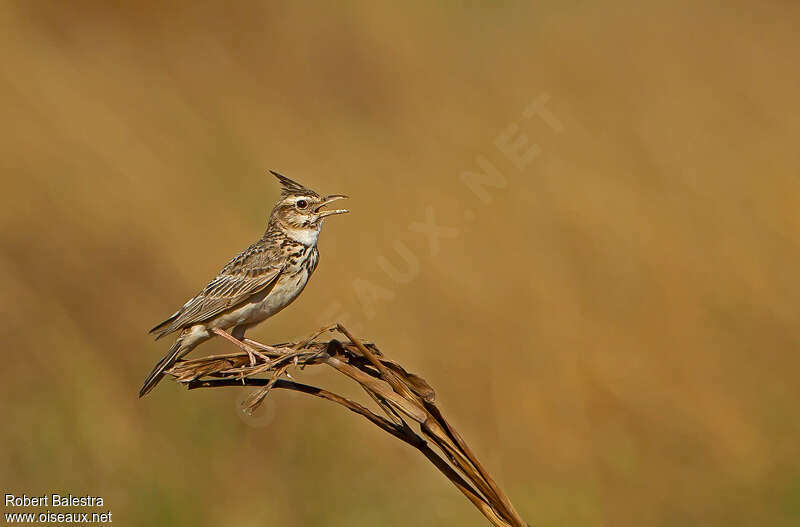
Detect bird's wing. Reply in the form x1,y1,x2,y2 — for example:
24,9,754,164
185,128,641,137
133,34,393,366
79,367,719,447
149,239,285,339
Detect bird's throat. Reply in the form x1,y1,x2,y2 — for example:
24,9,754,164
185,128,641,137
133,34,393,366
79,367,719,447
283,225,321,246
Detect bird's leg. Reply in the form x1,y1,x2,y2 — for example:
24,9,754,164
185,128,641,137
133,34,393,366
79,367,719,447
211,327,270,367
229,326,256,367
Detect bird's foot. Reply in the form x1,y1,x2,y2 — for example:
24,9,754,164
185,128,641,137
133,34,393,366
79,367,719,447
211,328,271,366
245,348,272,367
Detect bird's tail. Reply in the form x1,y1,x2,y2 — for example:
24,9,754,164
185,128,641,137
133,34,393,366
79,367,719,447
139,337,184,398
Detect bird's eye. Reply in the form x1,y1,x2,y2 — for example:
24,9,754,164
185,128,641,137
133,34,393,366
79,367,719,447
296,199,308,209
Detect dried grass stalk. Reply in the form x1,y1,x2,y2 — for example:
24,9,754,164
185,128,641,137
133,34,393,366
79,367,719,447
164,324,528,527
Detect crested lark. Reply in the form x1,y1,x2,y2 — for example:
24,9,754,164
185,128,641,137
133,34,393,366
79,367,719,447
139,171,348,397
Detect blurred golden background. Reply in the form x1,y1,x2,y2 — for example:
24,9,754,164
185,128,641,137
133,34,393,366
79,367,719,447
1,1,798,525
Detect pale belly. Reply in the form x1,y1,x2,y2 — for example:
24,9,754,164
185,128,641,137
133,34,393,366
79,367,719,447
210,267,312,330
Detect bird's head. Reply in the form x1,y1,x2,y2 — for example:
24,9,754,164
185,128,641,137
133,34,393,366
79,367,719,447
268,171,349,238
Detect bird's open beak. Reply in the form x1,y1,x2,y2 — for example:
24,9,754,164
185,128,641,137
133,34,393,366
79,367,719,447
314,194,349,219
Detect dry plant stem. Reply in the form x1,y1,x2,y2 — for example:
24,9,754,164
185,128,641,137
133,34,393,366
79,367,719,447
187,377,510,527
336,325,526,527
336,324,416,400
293,324,338,350
168,325,528,527
426,402,527,527
322,355,427,423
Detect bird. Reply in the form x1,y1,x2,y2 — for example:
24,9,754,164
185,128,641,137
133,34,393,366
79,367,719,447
139,171,349,397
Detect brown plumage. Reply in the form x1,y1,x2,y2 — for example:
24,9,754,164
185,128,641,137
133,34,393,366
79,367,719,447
140,171,348,397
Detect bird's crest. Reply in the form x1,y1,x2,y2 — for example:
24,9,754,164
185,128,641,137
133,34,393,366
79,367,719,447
270,170,320,197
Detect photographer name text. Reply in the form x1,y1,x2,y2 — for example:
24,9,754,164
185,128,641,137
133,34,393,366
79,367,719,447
4,494,111,524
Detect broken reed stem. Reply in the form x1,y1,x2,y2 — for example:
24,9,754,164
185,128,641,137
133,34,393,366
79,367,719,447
166,325,528,527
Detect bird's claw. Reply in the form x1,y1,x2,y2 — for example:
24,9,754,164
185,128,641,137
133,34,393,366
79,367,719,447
245,348,272,368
